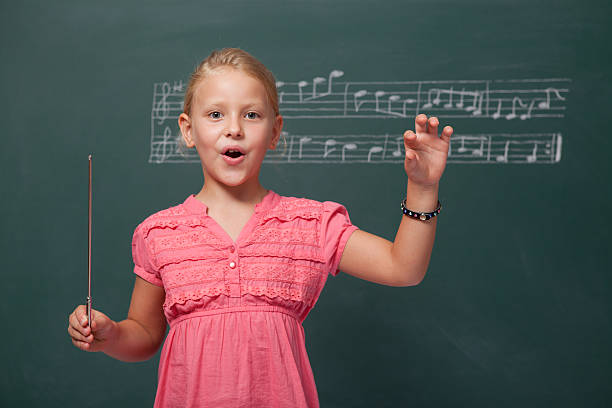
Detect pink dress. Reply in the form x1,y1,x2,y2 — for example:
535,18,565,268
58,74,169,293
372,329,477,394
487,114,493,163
131,190,359,407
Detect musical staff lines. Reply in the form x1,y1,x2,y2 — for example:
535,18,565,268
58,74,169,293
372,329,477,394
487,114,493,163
149,131,562,164
149,72,569,164
277,74,570,119
266,132,562,164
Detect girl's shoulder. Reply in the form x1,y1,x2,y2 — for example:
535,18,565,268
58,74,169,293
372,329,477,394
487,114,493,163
268,194,348,222
133,196,200,239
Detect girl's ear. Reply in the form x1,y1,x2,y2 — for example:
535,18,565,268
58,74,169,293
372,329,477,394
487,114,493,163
269,114,283,149
178,113,195,148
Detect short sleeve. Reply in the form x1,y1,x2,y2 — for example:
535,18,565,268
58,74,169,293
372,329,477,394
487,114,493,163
321,201,359,277
131,224,163,287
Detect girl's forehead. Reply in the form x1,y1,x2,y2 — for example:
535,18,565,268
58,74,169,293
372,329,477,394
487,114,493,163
204,68,261,88
194,69,269,105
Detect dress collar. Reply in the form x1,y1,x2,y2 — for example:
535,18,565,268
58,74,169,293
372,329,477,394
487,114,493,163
183,189,279,215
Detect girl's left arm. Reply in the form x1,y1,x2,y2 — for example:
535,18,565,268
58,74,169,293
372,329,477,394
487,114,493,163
338,114,453,287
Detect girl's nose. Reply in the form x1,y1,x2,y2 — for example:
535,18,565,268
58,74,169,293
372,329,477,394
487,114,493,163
225,114,243,137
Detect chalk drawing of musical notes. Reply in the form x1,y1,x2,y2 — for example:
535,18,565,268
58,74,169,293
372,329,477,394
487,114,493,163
354,90,368,112
150,72,569,164
343,143,357,161
154,82,171,125
276,81,285,103
298,81,308,103
149,128,563,164
539,87,566,109
505,97,527,120
323,139,337,158
368,146,384,162
374,91,385,113
526,144,538,163
271,73,569,119
391,135,404,158
151,127,176,164
303,70,344,101
496,141,510,162
261,133,563,164
299,136,312,159
152,75,570,122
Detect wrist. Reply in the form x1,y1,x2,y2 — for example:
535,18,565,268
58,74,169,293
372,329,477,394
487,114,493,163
407,179,439,192
406,181,439,213
101,319,120,354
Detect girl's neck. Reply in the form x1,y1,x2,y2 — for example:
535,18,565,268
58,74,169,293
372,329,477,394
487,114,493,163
195,182,269,212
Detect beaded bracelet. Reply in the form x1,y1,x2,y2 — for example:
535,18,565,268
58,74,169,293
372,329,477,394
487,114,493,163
401,199,442,221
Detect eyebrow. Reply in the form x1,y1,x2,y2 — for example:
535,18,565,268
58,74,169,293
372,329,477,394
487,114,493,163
204,101,265,109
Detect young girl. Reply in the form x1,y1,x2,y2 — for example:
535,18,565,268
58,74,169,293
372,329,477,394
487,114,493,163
68,47,454,407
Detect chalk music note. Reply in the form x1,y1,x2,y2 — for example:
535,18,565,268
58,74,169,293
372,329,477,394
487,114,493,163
367,146,383,162
539,87,566,109
375,91,385,113
298,81,308,103
276,81,285,103
155,126,174,163
468,92,483,116
455,88,465,109
402,97,416,117
491,99,502,119
321,70,344,98
172,80,184,92
323,139,337,158
443,87,454,108
387,95,401,116
311,77,326,99
392,135,404,157
298,136,312,159
457,136,467,153
526,143,538,163
354,90,368,112
422,88,441,109
342,143,357,161
496,141,510,162
506,97,527,120
464,91,481,114
520,99,536,120
155,82,171,125
473,138,485,157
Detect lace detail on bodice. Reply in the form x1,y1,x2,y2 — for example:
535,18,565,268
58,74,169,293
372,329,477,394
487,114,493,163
138,195,330,316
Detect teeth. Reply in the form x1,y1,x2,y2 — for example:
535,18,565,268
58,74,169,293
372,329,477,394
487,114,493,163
225,149,243,158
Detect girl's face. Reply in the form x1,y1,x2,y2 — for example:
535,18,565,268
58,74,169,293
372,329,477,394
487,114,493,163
179,67,282,189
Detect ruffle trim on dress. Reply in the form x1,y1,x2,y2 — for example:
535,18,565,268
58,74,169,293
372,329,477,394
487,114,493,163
239,244,324,263
261,198,323,222
163,285,314,310
139,215,208,239
164,285,229,309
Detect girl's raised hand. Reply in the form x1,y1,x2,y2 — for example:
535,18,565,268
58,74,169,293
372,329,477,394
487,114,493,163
68,305,116,352
403,114,454,187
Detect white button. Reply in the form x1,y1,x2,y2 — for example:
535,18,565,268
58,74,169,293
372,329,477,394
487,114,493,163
229,261,236,268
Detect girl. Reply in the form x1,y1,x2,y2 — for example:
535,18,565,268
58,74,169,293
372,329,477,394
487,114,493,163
68,47,454,407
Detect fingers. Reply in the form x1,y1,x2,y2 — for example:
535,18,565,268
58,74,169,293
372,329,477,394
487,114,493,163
415,114,439,135
414,114,453,141
403,129,417,149
415,114,428,134
441,125,454,143
68,305,94,351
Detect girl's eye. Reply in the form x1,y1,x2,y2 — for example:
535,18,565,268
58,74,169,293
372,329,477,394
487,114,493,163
209,111,222,119
246,112,259,119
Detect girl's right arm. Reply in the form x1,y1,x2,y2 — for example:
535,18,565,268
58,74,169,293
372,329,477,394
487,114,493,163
68,275,167,362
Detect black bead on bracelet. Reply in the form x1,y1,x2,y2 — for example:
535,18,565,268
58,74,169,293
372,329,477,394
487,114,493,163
401,199,442,221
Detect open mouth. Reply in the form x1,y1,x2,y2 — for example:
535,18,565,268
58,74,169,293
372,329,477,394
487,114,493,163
224,150,244,158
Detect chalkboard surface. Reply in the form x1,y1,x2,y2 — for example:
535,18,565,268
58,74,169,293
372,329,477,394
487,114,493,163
2,0,611,407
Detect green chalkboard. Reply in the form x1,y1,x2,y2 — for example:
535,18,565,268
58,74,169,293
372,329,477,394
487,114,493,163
2,0,611,406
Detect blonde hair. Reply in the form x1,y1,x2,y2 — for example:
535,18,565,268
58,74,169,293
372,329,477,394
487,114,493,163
177,47,285,156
